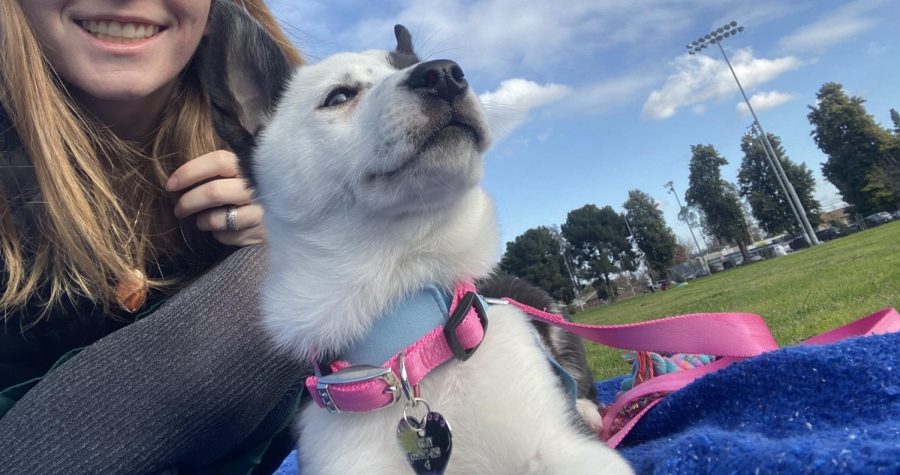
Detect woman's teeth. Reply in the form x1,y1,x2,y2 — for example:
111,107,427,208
80,20,161,43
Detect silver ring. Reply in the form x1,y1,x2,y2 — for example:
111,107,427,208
225,206,239,232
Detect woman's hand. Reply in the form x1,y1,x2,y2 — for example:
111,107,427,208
166,150,265,246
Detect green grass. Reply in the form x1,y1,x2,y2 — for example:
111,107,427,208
574,220,900,380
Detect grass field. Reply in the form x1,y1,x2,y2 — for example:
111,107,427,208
573,220,900,380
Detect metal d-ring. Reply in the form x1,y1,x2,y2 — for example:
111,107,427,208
398,352,415,403
398,353,430,429
401,397,431,431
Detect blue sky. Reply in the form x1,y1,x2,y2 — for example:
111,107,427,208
267,0,900,248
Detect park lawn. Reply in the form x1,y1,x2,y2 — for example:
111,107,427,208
574,220,900,380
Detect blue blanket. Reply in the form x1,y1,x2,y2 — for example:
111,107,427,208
275,332,900,474
600,331,900,474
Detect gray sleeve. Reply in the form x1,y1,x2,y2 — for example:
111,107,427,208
0,244,309,474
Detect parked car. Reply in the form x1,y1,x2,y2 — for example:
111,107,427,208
864,211,893,226
788,236,810,251
772,244,789,257
892,210,900,220
815,226,843,241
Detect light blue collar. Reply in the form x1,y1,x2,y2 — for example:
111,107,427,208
343,284,453,366
340,283,578,402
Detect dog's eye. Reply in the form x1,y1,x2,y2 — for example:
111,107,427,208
322,88,358,108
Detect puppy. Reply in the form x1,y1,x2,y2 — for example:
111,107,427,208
477,274,604,434
200,2,632,473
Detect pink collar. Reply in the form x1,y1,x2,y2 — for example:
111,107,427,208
306,281,488,413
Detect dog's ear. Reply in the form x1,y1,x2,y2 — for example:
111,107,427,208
389,24,419,70
198,0,295,187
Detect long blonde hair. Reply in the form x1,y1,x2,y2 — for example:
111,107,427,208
0,0,302,323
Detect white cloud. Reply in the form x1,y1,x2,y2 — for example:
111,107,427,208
479,79,570,142
778,0,886,53
736,91,795,116
270,0,695,79
641,49,803,120
554,73,661,118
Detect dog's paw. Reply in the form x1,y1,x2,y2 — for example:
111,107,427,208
576,398,604,435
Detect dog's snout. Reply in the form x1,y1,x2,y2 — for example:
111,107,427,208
405,60,468,102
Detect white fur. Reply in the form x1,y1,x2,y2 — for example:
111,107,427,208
252,49,633,474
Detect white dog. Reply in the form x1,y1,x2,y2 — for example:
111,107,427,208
200,2,633,474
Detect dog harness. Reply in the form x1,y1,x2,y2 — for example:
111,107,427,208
306,281,488,413
304,277,900,450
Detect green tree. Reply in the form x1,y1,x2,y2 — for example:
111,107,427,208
808,83,899,214
561,204,637,301
623,190,677,279
673,238,694,265
891,108,900,135
685,144,752,260
677,205,712,246
499,226,575,302
737,133,821,235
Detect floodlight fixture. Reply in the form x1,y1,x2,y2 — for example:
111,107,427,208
681,21,820,246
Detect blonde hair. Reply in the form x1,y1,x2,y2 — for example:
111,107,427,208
0,0,302,322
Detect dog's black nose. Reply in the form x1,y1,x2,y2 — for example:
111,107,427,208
405,60,468,102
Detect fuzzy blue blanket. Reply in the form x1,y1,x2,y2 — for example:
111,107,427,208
599,331,900,474
275,332,900,474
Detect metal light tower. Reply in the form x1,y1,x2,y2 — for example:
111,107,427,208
622,212,649,293
555,231,584,310
687,21,820,246
665,181,711,275
746,123,809,245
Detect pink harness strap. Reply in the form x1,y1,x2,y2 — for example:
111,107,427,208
505,301,900,448
303,277,899,447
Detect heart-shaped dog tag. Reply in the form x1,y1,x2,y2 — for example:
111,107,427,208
396,411,453,475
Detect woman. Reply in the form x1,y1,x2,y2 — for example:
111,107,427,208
0,1,306,472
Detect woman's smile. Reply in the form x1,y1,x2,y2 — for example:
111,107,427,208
77,19,163,44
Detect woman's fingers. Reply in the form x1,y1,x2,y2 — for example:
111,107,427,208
173,178,252,219
195,203,264,233
165,150,242,192
167,149,266,247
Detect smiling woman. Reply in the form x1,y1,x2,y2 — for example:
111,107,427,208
18,1,210,139
0,1,308,473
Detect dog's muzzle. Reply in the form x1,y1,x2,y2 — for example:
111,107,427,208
406,60,468,103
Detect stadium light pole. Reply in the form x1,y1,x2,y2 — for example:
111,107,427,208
687,21,820,246
665,181,711,275
555,231,584,310
745,123,810,245
622,212,649,293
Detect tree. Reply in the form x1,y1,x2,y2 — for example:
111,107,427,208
685,144,752,260
561,204,637,301
891,108,900,135
623,190,677,279
808,83,899,214
499,226,575,302
673,238,694,265
676,205,712,247
737,133,821,235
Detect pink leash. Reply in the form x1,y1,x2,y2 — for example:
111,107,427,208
504,300,900,448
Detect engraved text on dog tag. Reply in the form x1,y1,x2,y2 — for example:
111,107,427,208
396,411,452,475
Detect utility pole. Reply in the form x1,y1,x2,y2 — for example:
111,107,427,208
665,181,711,275
687,21,820,246
746,123,807,243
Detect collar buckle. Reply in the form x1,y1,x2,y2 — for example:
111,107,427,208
443,291,488,361
315,365,401,413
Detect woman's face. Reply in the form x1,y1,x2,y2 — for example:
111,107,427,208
19,0,211,134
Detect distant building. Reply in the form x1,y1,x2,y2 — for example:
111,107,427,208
819,206,851,226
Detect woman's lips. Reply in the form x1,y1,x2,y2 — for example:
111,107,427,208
77,19,163,44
